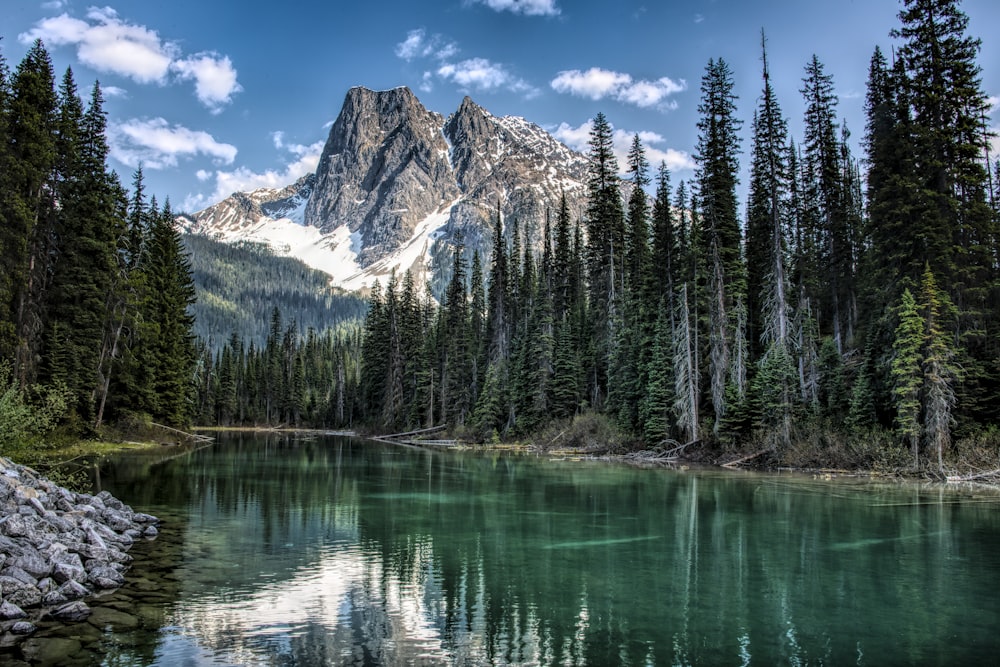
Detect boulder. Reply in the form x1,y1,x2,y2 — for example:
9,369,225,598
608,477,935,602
50,600,91,622
0,600,27,620
10,620,35,635
5,585,41,609
58,579,89,600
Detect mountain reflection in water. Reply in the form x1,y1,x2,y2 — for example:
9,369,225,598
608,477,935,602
28,432,1000,666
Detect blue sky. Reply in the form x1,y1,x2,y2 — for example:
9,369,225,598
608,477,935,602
4,0,999,214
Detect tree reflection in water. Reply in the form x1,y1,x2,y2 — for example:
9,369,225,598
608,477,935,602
77,433,1000,666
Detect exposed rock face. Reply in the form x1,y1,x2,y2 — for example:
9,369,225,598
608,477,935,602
180,174,315,235
305,86,460,267
442,95,589,259
182,86,589,295
0,458,158,635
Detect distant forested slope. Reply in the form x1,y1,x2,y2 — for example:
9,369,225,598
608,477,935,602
183,234,367,347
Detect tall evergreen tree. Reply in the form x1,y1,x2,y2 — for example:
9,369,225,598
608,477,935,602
695,58,743,433
2,40,57,379
584,112,624,409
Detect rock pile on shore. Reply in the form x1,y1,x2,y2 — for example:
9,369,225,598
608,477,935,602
0,457,158,636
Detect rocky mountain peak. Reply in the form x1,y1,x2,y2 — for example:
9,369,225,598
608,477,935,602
303,86,458,267
185,87,591,295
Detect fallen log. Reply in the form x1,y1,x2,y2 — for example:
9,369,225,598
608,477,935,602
377,425,447,440
151,422,213,442
721,448,771,468
946,468,1000,483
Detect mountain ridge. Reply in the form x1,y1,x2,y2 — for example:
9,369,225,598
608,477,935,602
179,86,589,295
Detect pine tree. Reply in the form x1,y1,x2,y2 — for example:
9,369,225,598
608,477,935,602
891,288,924,467
695,58,743,434
584,112,624,409
893,0,997,422
801,54,855,352
746,32,791,361
920,266,957,473
1,40,57,378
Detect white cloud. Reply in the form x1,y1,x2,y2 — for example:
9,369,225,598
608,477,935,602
552,121,593,152
195,169,212,181
396,29,536,98
21,8,177,84
102,85,127,98
437,58,538,97
19,7,240,112
108,118,237,170
553,119,695,174
42,0,68,9
184,138,325,212
987,96,999,114
171,52,242,113
551,67,686,109
551,68,631,100
468,0,560,16
694,13,705,24
395,29,457,62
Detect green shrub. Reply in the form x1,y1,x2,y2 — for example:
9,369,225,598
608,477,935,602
0,362,72,456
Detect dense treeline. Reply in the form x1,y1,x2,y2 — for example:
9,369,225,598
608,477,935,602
0,40,197,435
183,234,368,349
191,309,362,427
354,0,1000,470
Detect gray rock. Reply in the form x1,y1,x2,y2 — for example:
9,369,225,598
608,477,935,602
5,585,41,608
58,579,89,600
0,514,27,537
133,513,158,524
13,548,52,579
41,589,68,606
52,562,87,584
0,600,26,620
143,525,159,538
0,575,27,595
102,509,133,533
10,620,35,634
36,577,55,594
125,528,143,541
1,566,37,587
21,636,82,663
51,600,91,622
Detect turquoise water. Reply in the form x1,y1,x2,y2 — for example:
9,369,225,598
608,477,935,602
14,432,1000,665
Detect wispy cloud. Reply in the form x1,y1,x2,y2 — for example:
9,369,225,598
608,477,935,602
396,29,538,98
550,67,686,110
102,85,128,98
395,29,458,62
109,118,237,170
19,7,241,112
694,13,705,24
184,135,325,212
552,119,696,174
466,0,560,17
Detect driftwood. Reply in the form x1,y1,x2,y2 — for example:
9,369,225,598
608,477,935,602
374,425,457,448
377,425,447,440
661,439,700,458
150,422,213,443
946,468,1000,483
721,448,771,468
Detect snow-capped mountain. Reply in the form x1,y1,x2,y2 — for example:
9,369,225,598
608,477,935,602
180,86,589,294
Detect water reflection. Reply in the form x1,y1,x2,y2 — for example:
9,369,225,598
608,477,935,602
59,434,1000,665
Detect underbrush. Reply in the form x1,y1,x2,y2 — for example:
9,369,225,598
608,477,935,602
531,412,633,453
770,420,912,472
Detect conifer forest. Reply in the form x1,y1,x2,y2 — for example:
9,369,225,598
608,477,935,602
3,0,1000,474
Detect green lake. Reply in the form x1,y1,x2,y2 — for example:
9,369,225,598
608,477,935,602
10,432,1000,665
